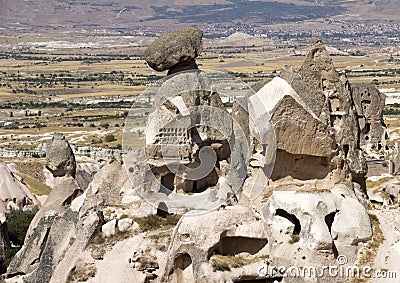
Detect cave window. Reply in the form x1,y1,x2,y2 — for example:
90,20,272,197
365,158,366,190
330,115,341,128
365,123,371,133
170,253,194,283
324,211,338,234
175,253,192,271
343,144,349,158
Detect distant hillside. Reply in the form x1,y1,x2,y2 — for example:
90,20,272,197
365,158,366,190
0,0,398,33
211,32,275,47
150,1,345,24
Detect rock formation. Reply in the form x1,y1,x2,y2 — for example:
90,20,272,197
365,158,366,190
281,39,366,178
249,77,339,185
0,163,38,269
161,205,269,282
0,163,38,210
6,160,130,282
145,27,203,75
351,83,388,152
45,133,76,178
5,32,381,283
263,186,372,251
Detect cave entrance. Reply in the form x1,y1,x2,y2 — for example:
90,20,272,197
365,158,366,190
157,167,219,195
325,211,339,257
192,169,218,193
271,150,330,181
173,253,194,283
208,234,268,258
276,209,301,235
161,173,175,192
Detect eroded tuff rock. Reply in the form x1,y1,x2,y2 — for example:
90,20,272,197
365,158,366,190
263,185,372,252
281,39,367,178
145,27,203,74
246,76,351,198
5,160,130,282
351,83,388,151
0,163,39,209
250,77,337,158
30,176,80,231
6,35,379,283
161,205,269,283
8,210,77,283
280,39,331,122
136,70,248,213
45,133,76,178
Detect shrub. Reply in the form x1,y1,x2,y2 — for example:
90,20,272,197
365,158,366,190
4,122,19,129
210,255,253,271
133,214,181,231
104,134,116,142
0,248,19,273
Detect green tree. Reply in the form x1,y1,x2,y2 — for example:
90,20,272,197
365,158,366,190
1,207,39,272
7,207,38,246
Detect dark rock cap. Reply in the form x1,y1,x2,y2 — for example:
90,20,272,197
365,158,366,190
144,27,203,73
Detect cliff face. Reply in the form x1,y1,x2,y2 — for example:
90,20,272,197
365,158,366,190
4,33,386,283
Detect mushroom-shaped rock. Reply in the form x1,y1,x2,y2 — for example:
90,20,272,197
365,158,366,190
145,27,203,74
46,133,76,177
